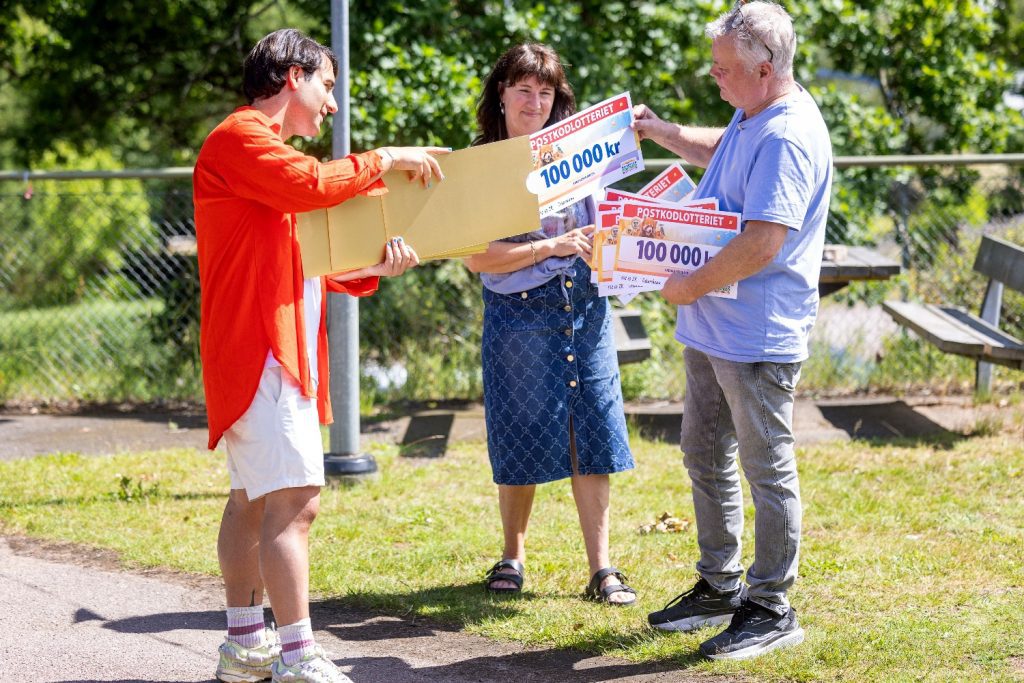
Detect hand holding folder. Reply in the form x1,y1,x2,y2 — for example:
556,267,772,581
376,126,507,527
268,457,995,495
297,136,539,276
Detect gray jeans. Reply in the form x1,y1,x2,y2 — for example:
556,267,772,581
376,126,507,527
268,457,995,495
680,346,802,615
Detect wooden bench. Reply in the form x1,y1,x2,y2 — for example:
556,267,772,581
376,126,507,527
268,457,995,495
882,235,1024,394
612,308,651,365
819,244,902,296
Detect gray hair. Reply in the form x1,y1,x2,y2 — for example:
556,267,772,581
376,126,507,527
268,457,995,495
705,2,795,79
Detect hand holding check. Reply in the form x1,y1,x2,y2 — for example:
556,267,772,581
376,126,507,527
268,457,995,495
630,104,668,143
548,224,595,259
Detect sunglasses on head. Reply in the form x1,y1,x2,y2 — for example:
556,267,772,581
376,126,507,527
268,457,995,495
735,0,774,64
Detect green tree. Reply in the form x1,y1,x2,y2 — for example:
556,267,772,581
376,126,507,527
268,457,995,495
0,1,738,164
4,1,1020,161
0,0,326,166
341,0,729,152
802,0,1021,156
2,1,1022,400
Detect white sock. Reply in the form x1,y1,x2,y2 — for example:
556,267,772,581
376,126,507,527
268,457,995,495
279,617,315,666
226,605,266,648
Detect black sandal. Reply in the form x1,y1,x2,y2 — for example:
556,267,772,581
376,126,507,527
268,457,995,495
585,567,637,606
485,559,525,593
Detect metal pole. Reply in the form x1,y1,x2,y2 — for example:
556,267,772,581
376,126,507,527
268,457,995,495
325,0,376,476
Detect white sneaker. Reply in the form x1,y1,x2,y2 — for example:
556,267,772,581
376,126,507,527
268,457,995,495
215,630,282,682
271,645,352,683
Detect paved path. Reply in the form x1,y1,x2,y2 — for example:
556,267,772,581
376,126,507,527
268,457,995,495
0,409,210,461
0,537,695,682
0,395,979,462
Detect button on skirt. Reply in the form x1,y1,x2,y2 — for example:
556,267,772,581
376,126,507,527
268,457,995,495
481,264,634,485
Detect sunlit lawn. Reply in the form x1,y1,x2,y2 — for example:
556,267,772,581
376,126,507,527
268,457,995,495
2,426,1023,681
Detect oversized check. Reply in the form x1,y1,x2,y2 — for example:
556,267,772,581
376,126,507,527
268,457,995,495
639,163,697,204
612,201,742,299
594,192,718,296
526,92,644,217
595,197,663,288
593,201,626,289
606,187,717,211
594,206,644,302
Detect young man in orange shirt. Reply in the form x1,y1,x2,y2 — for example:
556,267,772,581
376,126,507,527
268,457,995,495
193,28,447,683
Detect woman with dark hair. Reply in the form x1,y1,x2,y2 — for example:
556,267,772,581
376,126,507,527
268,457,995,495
464,43,637,606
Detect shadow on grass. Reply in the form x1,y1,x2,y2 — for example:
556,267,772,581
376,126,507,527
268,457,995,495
314,584,704,681
76,584,704,682
323,582,529,631
335,648,692,683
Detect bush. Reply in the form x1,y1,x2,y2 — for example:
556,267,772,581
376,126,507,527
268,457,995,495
0,144,154,309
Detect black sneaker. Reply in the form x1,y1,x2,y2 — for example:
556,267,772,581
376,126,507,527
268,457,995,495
647,577,744,632
699,599,805,660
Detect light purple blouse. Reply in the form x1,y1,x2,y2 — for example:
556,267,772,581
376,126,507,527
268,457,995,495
480,195,595,294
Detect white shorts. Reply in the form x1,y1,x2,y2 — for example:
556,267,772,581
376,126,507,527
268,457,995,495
223,366,325,500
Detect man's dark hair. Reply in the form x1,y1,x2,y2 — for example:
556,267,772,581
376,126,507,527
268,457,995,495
243,29,338,103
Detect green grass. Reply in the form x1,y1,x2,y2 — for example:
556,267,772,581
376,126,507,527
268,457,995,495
2,430,1023,681
0,298,202,402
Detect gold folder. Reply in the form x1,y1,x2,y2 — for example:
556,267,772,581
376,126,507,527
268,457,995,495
297,136,536,276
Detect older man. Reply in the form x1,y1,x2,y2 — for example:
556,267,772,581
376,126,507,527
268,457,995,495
634,1,832,661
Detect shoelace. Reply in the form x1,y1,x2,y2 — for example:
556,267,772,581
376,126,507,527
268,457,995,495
306,657,347,682
723,601,778,633
302,647,344,679
725,602,755,630
661,577,709,609
659,573,716,610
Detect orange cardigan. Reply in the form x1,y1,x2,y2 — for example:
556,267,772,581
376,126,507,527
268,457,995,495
193,106,385,449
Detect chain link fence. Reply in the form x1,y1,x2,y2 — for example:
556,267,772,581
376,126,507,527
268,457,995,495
808,160,1024,396
0,173,200,404
0,159,1021,407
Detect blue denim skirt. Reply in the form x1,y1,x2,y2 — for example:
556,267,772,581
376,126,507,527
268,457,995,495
481,263,634,485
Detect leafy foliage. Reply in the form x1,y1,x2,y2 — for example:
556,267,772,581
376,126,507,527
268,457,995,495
0,144,152,308
342,0,731,152
1,0,1022,402
4,1,1019,164
803,0,1022,155
0,0,331,166
801,1,1024,278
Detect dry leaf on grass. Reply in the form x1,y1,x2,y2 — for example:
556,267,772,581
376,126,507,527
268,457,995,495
638,511,690,534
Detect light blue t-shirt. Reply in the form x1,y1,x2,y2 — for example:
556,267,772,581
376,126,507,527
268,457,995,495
677,85,832,363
